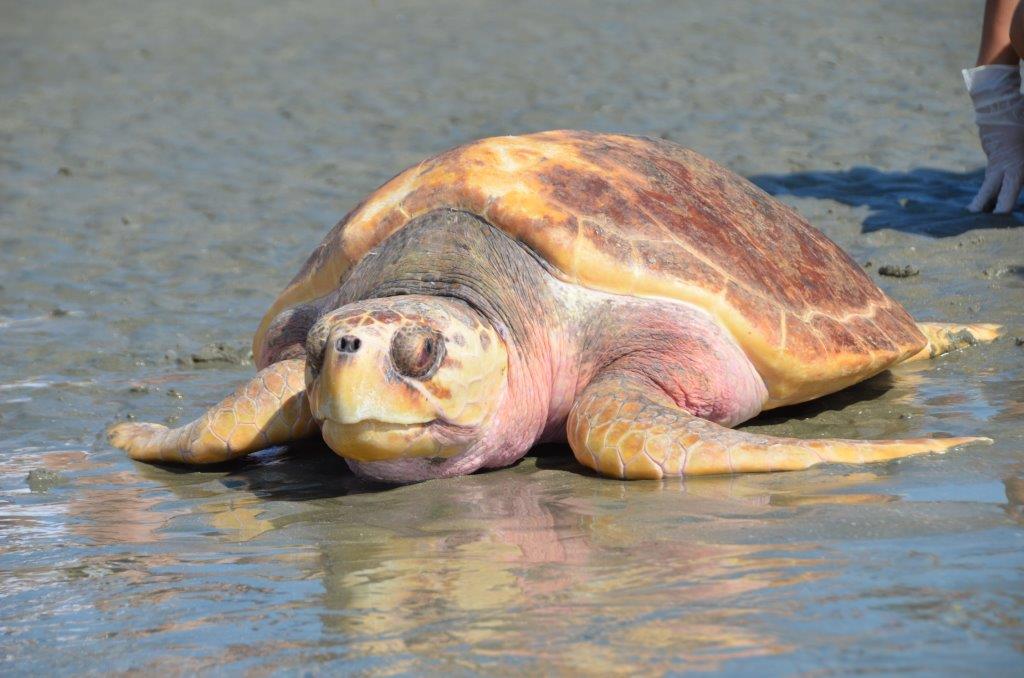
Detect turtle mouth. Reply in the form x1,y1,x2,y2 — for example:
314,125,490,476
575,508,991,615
320,418,469,462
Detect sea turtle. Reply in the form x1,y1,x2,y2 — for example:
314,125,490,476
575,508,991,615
108,131,999,483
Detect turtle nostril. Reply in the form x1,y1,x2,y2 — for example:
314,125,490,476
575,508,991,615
336,335,361,354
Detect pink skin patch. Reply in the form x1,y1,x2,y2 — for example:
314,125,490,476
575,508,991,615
346,274,768,484
544,280,768,435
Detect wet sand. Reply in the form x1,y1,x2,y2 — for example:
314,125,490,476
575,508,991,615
2,0,1023,673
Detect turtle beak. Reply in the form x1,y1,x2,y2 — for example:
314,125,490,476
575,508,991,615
307,326,434,427
307,325,450,463
300,297,508,468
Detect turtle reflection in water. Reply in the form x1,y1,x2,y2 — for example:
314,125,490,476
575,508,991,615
109,131,998,483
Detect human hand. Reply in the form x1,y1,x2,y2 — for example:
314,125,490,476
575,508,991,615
963,64,1024,213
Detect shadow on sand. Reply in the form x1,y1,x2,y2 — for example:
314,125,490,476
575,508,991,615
749,166,1023,237
139,371,905,496
137,438,396,501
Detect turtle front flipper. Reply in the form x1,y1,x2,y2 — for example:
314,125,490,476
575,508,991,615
108,359,317,464
903,322,1002,362
566,369,990,480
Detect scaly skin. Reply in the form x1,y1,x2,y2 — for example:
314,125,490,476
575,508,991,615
108,210,1001,481
905,322,1002,362
568,369,990,480
564,314,998,480
106,133,1007,481
108,359,316,463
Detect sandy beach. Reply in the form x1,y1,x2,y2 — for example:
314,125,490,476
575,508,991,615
1,0,1022,673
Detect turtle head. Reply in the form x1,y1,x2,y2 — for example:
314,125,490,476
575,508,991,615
304,296,509,481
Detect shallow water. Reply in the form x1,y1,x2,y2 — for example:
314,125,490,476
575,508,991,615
2,0,1023,674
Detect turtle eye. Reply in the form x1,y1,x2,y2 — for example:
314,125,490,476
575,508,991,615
391,327,445,380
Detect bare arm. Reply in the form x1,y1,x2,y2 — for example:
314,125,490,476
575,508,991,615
979,0,1021,66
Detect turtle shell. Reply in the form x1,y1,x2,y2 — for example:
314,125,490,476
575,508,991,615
257,130,925,407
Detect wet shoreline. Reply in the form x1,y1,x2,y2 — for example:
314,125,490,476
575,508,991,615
2,0,1023,673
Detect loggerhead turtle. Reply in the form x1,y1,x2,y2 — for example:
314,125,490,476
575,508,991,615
109,131,999,483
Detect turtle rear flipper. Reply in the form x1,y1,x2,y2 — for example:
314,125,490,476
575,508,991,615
567,369,990,480
109,359,316,464
903,322,1002,362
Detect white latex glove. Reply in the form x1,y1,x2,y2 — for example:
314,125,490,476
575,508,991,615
963,64,1024,213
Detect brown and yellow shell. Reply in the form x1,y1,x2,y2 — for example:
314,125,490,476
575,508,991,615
256,130,925,408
